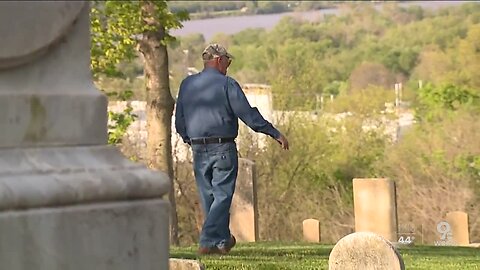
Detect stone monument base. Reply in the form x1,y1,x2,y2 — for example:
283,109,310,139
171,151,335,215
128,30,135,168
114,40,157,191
0,146,171,270
0,2,171,269
0,200,169,270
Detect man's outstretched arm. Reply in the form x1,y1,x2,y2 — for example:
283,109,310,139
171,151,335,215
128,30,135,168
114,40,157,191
226,78,289,150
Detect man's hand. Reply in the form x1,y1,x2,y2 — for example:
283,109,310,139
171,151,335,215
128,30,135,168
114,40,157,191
276,133,289,150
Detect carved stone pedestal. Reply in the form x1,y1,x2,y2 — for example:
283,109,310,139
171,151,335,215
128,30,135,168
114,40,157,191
0,2,170,270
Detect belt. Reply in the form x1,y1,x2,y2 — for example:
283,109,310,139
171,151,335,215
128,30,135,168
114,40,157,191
190,137,235,145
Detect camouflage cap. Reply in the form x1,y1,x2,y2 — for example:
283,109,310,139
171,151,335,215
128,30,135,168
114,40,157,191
202,43,234,61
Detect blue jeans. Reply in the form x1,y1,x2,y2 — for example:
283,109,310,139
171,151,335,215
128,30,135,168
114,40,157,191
191,142,238,248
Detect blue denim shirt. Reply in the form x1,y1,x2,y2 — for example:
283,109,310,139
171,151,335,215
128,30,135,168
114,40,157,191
175,67,280,143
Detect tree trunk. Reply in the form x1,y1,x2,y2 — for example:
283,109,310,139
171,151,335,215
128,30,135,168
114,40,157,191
139,1,179,246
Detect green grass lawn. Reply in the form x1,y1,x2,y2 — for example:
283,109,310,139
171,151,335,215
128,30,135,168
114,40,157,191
170,242,480,270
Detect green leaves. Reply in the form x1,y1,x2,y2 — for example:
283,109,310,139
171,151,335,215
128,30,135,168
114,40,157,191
91,1,189,145
90,1,142,77
455,154,480,181
90,0,188,78
416,83,480,122
107,104,138,145
106,90,137,145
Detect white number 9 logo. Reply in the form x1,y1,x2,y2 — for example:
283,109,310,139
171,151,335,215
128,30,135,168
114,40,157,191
437,221,451,240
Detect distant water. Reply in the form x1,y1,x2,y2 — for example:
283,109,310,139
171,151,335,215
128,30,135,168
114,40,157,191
171,1,475,41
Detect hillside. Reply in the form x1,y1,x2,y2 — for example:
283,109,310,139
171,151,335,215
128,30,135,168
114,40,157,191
101,2,480,246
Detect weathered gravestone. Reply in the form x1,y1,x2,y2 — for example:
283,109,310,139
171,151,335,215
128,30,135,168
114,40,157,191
329,232,405,270
446,211,470,246
230,158,258,242
303,218,321,243
0,2,170,270
353,178,398,242
170,258,205,270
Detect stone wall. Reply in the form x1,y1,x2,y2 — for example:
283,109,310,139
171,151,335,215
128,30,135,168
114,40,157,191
108,84,275,161
109,108,412,162
107,85,414,160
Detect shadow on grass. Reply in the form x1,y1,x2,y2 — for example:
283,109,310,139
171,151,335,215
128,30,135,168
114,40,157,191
171,243,333,260
171,243,480,270
171,244,480,258
400,245,480,257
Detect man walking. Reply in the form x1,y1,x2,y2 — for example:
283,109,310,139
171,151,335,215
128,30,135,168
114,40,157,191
175,43,289,255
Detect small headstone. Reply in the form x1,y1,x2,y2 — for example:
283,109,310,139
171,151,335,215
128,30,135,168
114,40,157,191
303,219,321,243
230,158,258,242
446,211,470,246
329,232,405,270
170,258,205,270
353,178,398,242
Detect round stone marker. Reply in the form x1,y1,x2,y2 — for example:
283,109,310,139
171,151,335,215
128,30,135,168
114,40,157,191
0,1,85,68
329,232,405,270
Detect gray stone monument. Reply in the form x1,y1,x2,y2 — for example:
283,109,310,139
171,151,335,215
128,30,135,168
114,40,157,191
0,2,170,270
329,232,405,270
230,158,258,242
